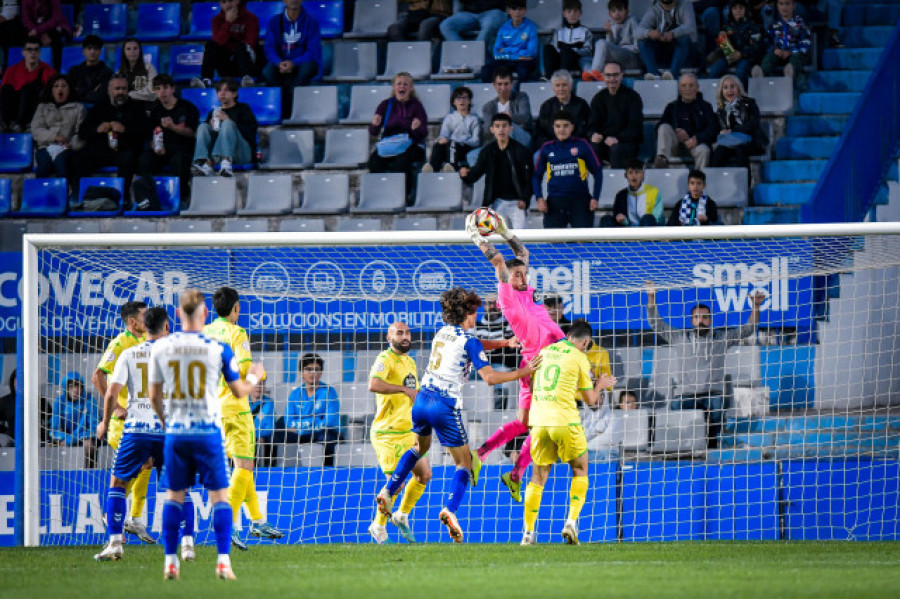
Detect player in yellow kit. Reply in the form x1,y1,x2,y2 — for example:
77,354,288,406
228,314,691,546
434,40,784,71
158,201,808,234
203,287,283,550
521,319,616,546
367,322,431,544
92,300,154,543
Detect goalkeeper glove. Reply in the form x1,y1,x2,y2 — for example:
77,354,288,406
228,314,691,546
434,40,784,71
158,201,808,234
465,213,489,247
493,212,513,240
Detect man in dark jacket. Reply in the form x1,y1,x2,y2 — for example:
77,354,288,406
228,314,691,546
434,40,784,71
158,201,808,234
460,113,533,229
67,35,112,105
587,60,643,168
653,73,718,170
533,69,590,150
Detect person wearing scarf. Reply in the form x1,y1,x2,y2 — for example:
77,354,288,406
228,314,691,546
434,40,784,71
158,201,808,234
667,169,719,225
30,73,85,178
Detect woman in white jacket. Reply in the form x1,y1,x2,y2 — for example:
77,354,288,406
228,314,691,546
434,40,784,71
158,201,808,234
30,73,85,178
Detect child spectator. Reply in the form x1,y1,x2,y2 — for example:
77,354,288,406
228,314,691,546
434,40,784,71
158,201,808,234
753,0,811,89
667,168,719,225
49,372,98,449
712,74,768,167
636,0,697,80
543,0,594,78
118,38,158,103
192,77,258,177
67,35,112,106
583,0,642,81
262,0,322,118
424,86,481,173
618,390,639,410
283,353,343,467
0,36,55,132
707,0,764,87
480,0,539,83
30,73,85,178
601,159,662,226
197,0,260,88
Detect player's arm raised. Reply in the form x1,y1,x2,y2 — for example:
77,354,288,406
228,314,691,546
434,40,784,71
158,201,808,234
369,376,416,401
478,354,541,386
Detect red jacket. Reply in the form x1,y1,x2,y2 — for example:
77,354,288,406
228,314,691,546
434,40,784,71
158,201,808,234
21,0,72,36
1,60,56,91
211,7,260,50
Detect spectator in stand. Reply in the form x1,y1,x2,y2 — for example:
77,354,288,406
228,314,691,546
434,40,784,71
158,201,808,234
69,73,148,200
387,0,451,41
711,74,767,167
707,0,764,87
439,0,507,45
22,0,71,71
600,158,663,226
368,72,428,204
583,0,642,82
192,77,258,177
139,74,199,203
423,86,481,173
587,60,643,168
196,0,260,88
0,36,55,132
543,0,594,79
753,0,811,91
0,1,26,72
480,66,533,147
250,380,277,468
543,295,572,330
533,69,590,150
636,0,697,80
618,389,639,410
667,168,719,225
118,38,158,103
480,0,538,84
283,353,343,468
49,371,99,453
262,0,322,119
67,35,112,106
653,73,718,169
460,113,533,229
0,369,15,447
30,73,85,178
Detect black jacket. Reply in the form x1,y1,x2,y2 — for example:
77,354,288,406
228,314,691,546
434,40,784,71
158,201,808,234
79,96,150,153
203,102,258,158
657,92,720,145
461,138,534,208
588,86,644,144
715,95,767,153
68,61,113,106
534,94,591,149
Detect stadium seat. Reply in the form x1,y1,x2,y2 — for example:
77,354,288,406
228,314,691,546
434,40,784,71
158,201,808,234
0,179,10,216
336,217,381,231
749,76,794,116
340,84,391,124
136,3,182,41
283,85,339,125
240,174,294,215
295,172,351,214
334,443,379,467
183,2,220,40
242,87,281,126
699,78,719,103
13,179,67,217
614,409,652,451
433,41,485,80
462,382,494,415
279,219,327,232
633,79,678,118
179,88,218,119
345,0,398,38
645,168,689,208
80,4,127,42
408,173,462,212
247,1,282,37
652,409,707,453
314,128,370,169
469,83,498,114
169,45,205,81
0,449,14,471
303,0,344,38
72,177,125,217
0,134,33,173
184,177,238,215
519,81,554,117
416,84,453,123
114,45,160,73
596,168,624,211
322,41,378,83
108,220,158,234
60,46,99,74
262,129,315,170
281,443,327,467
223,218,269,232
352,173,406,213
39,446,85,470
123,177,180,216
704,167,749,208
527,0,563,34
576,80,606,104
393,216,437,230
377,41,433,81
168,220,213,233
580,0,610,29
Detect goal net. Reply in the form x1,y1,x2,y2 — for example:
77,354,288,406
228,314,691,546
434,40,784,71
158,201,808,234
18,224,900,547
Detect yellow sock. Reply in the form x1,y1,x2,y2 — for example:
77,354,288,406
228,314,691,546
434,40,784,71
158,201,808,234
398,479,427,514
124,478,136,499
129,468,152,520
523,483,544,533
568,476,589,522
244,477,263,522
374,494,396,527
229,468,253,524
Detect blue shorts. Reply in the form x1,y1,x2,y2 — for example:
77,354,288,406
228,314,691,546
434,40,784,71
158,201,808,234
112,433,164,482
412,389,469,448
162,433,230,492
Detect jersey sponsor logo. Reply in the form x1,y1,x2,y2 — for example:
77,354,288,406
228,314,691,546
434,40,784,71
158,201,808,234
692,257,790,312
403,374,416,388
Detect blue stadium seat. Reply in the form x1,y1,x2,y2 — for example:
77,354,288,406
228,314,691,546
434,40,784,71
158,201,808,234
242,87,282,125
247,1,283,37
13,179,68,217
169,45,205,81
136,3,182,41
0,179,10,216
6,47,52,67
80,4,128,42
183,2,221,40
61,3,74,29
124,177,180,216
0,134,33,173
114,45,160,74
72,177,125,217
180,88,218,119
304,1,344,38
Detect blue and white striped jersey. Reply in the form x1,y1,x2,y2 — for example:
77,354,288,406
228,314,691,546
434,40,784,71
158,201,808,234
420,325,490,409
109,340,164,435
148,332,240,435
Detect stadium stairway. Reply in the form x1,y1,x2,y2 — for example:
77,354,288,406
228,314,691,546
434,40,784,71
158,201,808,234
744,0,899,224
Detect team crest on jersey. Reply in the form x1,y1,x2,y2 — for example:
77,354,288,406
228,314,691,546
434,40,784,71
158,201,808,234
570,147,579,156
241,340,250,352
403,374,417,388
102,351,116,364
374,361,386,373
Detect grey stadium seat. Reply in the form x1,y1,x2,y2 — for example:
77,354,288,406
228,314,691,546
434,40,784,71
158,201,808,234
703,167,749,208
283,85,339,125
296,172,351,214
168,220,213,233
279,219,326,232
340,85,391,124
527,0,562,34
184,177,237,216
52,220,102,234
0,449,14,471
433,40,486,80
323,41,378,82
377,41,432,81
408,172,463,212
699,78,719,103
645,168,689,209
416,84,453,123
633,79,678,118
352,173,406,213
652,409,707,453
108,220,158,234
470,83,498,116
240,174,294,215
336,216,382,231
223,219,269,233
748,76,793,116
345,0,398,38
580,0,610,29
597,168,624,211
315,128,370,169
261,129,314,170
335,443,380,467
393,216,437,230
281,443,326,467
519,81,554,118
39,446,84,470
461,381,495,416
576,80,606,104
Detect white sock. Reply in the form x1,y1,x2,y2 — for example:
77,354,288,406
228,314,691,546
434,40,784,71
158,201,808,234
181,535,194,546
110,534,122,543
252,519,263,525
217,554,231,567
165,555,179,568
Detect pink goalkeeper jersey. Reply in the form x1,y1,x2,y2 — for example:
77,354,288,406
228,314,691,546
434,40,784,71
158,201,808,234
497,283,565,361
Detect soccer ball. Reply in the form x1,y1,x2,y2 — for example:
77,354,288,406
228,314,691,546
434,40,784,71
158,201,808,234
472,207,499,236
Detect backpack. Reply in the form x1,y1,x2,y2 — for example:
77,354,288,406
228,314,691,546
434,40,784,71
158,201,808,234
131,176,161,212
79,185,121,212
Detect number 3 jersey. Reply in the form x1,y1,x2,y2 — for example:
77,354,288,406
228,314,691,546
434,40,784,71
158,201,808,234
149,331,240,435
420,325,490,409
109,340,165,435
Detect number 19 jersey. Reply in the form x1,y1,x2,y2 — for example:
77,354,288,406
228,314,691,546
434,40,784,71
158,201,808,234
530,340,593,427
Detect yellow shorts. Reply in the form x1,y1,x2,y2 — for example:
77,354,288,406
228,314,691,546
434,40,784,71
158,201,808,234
371,431,417,474
529,425,588,466
107,417,124,450
221,412,256,460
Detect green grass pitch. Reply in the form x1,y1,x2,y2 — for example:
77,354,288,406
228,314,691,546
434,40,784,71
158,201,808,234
1,542,899,598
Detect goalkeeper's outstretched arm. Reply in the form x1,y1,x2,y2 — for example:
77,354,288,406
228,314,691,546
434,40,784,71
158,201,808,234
466,212,530,284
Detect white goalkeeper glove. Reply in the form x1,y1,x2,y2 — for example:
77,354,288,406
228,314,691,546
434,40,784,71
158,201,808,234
493,212,513,240
465,212,489,247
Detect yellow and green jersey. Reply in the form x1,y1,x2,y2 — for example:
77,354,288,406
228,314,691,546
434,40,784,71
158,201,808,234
369,348,418,434
530,340,593,427
96,330,144,409
202,317,254,417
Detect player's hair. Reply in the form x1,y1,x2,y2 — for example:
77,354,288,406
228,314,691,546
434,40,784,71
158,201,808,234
451,86,472,104
23,36,42,50
608,0,628,11
563,0,582,11
300,353,324,371
441,287,482,326
688,169,707,183
120,300,147,323
143,307,169,335
179,289,206,318
212,287,240,317
152,73,174,88
567,318,593,340
692,303,712,315
619,389,638,406
491,112,513,125
507,0,526,9
544,294,563,308
505,257,526,270
603,59,624,73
